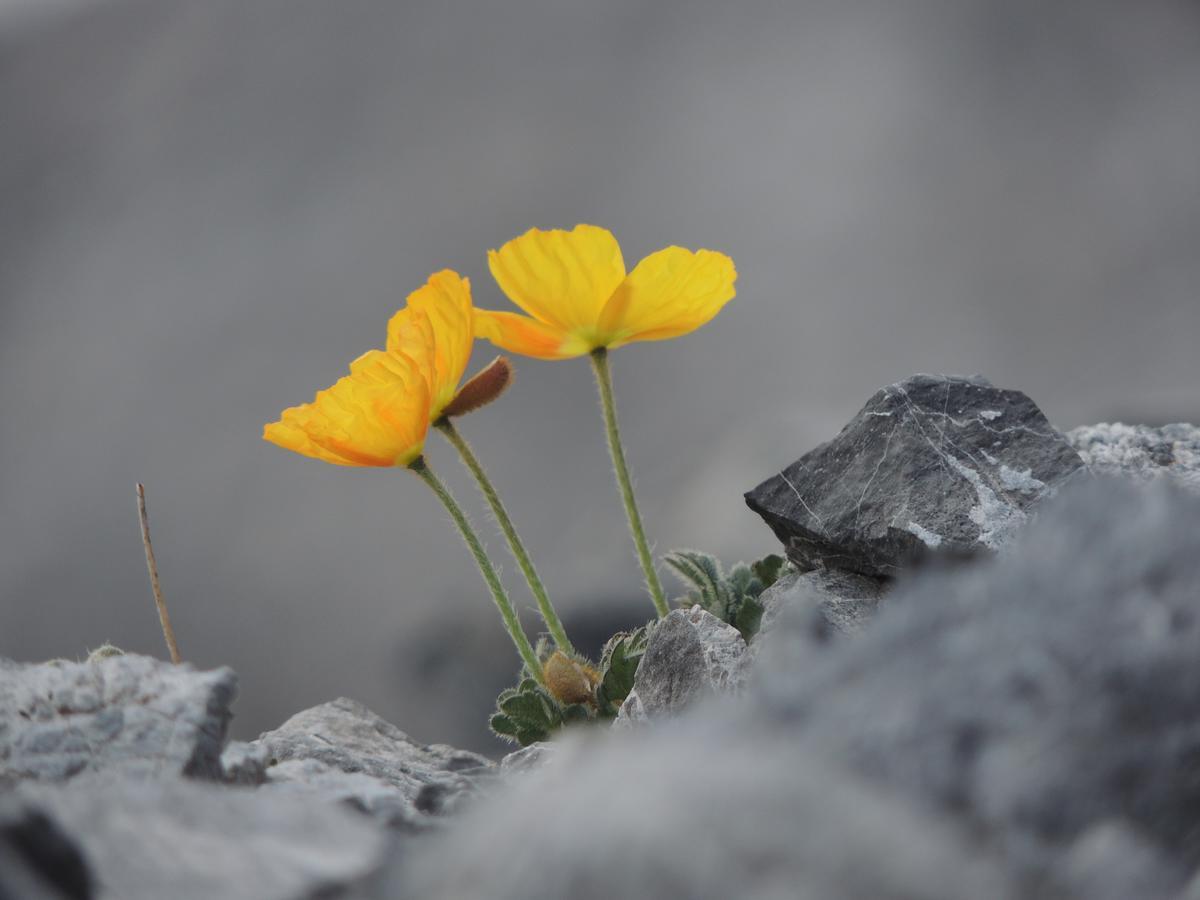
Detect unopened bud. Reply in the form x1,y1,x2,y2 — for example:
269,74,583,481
442,356,513,418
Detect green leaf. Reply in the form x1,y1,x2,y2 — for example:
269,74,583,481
490,713,518,737
561,703,591,724
596,622,653,716
750,554,786,592
735,596,765,641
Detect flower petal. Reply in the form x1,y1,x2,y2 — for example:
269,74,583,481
597,247,736,348
487,225,625,331
389,270,473,417
473,309,591,360
263,348,431,467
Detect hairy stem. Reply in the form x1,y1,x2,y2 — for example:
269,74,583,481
436,419,575,654
409,457,543,680
589,349,669,617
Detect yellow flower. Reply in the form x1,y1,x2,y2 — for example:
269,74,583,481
474,224,737,359
263,270,475,467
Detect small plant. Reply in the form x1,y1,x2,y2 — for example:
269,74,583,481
490,623,653,746
262,225,739,742
664,551,787,641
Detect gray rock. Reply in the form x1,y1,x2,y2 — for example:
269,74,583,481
0,654,236,785
220,740,270,786
1067,422,1200,492
387,729,1022,900
1054,821,1187,900
753,478,1200,879
745,374,1085,576
499,742,554,775
756,567,888,644
615,607,747,725
14,776,388,900
248,697,493,830
0,798,92,900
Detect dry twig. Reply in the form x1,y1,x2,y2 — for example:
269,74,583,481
137,483,181,664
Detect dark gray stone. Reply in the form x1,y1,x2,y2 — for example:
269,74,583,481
753,478,1200,880
14,777,388,900
1068,422,1199,492
615,607,747,725
247,697,493,830
1053,821,1187,900
745,374,1086,576
0,655,236,785
0,798,92,900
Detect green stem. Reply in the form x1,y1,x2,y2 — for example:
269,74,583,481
589,348,669,617
435,419,575,654
409,457,543,681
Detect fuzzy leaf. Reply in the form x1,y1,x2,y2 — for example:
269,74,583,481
490,713,518,737
596,623,652,716
735,596,765,641
751,554,786,592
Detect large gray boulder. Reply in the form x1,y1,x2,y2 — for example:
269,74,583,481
13,777,388,900
753,478,1200,887
0,654,236,785
244,697,494,830
1068,422,1199,492
745,374,1086,575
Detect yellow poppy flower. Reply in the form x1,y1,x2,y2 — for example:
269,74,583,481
474,224,737,359
387,270,474,419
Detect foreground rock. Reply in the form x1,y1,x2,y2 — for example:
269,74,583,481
755,478,1200,891
745,374,1085,576
755,567,887,644
387,479,1200,899
243,697,494,830
13,777,388,900
0,654,236,785
0,798,91,900
615,607,747,725
1068,422,1200,492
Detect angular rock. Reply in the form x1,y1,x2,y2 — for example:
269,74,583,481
0,654,236,785
499,742,554,776
14,777,388,900
248,697,493,830
1068,422,1200,492
745,374,1085,576
616,607,747,725
754,479,1200,877
0,798,92,900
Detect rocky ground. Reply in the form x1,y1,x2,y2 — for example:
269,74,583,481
3,374,1200,900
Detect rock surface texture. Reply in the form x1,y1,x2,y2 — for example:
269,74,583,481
246,697,493,829
615,607,747,725
0,655,236,785
1068,422,1200,492
745,374,1085,575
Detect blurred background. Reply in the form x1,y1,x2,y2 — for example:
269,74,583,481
1,0,1198,754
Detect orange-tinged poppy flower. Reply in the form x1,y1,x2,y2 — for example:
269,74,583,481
474,224,737,359
387,270,474,419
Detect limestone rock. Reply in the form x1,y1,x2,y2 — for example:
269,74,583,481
1067,422,1199,492
0,797,92,900
0,654,236,785
247,697,493,830
616,607,747,725
745,374,1085,575
756,567,888,644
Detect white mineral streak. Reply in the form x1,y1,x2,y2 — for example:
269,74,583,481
998,465,1045,493
946,455,1027,550
905,521,943,548
979,410,1003,421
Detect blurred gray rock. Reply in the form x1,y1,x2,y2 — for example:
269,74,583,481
387,729,1022,900
745,374,1085,575
754,478,1200,882
1068,422,1200,492
1054,821,1187,900
0,654,236,785
219,740,270,785
14,777,388,900
0,798,92,900
756,567,888,645
615,607,747,725
499,742,554,775
247,697,493,830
